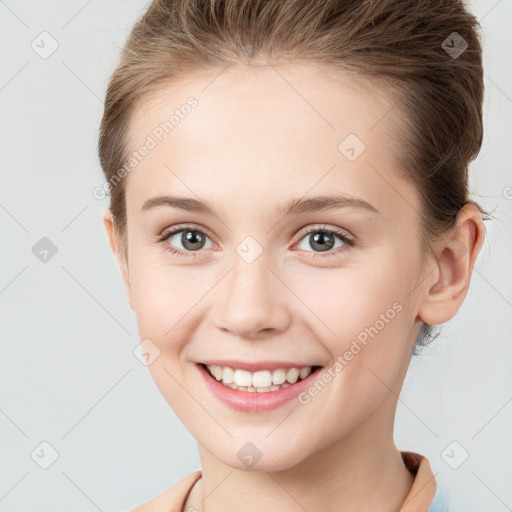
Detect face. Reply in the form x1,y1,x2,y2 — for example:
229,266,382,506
108,62,432,472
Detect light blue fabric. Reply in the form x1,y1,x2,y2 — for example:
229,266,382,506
427,486,450,512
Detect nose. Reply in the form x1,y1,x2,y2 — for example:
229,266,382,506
212,252,291,339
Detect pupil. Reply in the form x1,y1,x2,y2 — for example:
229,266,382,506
183,230,204,250
311,232,333,252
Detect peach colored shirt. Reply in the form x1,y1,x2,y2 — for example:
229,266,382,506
131,451,448,512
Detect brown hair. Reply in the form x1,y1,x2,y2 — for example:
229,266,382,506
98,0,488,354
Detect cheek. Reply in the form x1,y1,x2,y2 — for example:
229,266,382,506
294,265,413,438
129,253,211,336
301,259,408,338
127,257,205,415
296,250,418,381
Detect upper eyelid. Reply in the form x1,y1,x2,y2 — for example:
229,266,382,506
296,223,351,239
160,223,353,246
162,223,217,243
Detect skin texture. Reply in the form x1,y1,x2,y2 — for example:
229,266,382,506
103,62,484,511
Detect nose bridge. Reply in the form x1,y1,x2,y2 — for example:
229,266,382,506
213,240,289,336
230,244,271,296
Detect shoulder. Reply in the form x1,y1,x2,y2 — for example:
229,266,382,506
130,470,202,512
399,451,437,511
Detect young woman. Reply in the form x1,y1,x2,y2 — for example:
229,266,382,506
98,1,487,510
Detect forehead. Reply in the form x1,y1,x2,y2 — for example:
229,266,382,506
123,62,417,220
128,62,395,147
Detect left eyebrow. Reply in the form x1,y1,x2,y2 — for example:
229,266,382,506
278,194,380,216
140,193,380,216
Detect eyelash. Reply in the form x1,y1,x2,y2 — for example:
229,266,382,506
156,223,354,259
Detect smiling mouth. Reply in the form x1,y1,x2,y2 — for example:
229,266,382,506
200,363,322,393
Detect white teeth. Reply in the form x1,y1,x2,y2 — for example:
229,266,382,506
205,364,316,391
234,369,253,387
252,370,272,388
286,368,300,384
211,365,223,380
299,367,312,379
272,368,286,385
222,366,234,384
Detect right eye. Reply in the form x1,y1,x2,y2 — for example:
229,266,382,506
157,225,215,256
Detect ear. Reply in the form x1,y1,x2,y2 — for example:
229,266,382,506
418,202,485,326
102,209,133,310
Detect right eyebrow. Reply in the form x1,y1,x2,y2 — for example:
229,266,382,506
141,196,220,216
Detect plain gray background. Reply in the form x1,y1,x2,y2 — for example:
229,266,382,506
0,1,511,510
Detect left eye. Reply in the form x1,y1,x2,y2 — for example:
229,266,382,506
295,226,353,256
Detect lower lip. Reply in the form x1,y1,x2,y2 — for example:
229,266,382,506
196,363,322,413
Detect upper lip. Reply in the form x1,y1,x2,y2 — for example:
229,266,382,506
197,360,322,372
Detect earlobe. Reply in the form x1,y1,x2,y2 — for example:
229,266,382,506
418,204,484,326
102,209,133,310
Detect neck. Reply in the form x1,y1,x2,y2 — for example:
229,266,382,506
184,410,414,512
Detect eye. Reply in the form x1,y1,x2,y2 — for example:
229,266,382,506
157,224,214,257
294,224,353,258
156,223,354,259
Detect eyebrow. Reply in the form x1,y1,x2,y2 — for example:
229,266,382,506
141,193,380,217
